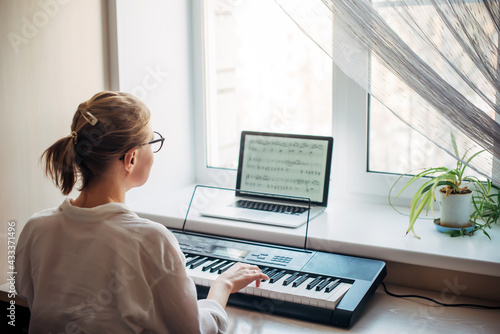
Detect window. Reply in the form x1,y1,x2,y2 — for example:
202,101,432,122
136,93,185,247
194,0,480,201
367,0,495,178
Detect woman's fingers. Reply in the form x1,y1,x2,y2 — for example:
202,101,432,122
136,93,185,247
219,262,269,292
244,265,268,288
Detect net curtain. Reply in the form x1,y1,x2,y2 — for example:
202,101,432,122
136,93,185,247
275,0,500,184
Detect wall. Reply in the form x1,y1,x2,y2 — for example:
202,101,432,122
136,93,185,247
0,0,109,283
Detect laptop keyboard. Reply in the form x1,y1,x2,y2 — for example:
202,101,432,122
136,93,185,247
235,200,308,215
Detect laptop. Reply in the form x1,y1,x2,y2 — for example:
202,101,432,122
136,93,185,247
200,131,333,228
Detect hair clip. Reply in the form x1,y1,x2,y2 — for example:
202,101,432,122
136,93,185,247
80,110,98,126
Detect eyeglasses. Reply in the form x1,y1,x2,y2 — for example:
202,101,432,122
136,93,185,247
119,131,165,160
144,131,165,153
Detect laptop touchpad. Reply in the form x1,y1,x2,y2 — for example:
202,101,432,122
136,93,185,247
237,210,272,220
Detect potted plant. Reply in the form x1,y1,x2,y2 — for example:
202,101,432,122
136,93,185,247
389,134,497,239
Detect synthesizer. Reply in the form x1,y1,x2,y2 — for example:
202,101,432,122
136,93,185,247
173,230,387,328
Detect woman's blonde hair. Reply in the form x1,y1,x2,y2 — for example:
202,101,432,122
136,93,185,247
42,91,151,195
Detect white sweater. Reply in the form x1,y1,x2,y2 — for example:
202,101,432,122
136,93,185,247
15,198,228,334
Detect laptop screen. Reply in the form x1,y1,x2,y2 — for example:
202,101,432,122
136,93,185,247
236,131,333,206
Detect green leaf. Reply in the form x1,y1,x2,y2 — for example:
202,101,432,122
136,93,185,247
465,149,485,164
406,190,433,238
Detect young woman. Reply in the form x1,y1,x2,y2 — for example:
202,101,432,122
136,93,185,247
15,91,268,333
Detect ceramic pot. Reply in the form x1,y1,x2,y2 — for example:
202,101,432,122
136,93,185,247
438,190,473,227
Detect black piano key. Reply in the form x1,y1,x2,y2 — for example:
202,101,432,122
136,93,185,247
202,259,222,272
269,270,287,283
186,255,201,267
218,261,235,274
292,274,309,287
190,257,209,269
210,260,230,273
263,269,277,281
260,268,275,282
283,272,300,286
307,276,323,290
325,279,340,293
315,277,332,291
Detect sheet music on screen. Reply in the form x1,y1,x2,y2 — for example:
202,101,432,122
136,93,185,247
240,134,329,203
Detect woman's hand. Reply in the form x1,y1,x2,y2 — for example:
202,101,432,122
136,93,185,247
206,262,269,308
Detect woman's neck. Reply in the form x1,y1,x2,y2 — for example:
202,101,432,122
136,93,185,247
71,177,126,208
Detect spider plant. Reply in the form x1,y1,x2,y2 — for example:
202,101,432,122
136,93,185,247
389,134,492,238
462,188,500,239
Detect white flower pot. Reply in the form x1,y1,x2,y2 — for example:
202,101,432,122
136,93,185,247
438,190,473,227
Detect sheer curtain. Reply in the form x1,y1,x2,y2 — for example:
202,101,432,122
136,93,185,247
275,0,500,184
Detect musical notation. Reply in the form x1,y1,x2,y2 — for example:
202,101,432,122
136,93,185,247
246,139,325,156
241,136,328,201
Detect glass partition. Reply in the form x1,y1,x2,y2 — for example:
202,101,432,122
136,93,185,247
183,185,312,249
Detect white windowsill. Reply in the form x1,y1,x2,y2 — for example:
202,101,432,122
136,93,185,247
128,184,500,278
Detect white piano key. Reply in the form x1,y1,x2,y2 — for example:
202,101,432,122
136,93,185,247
260,280,277,299
187,258,352,312
292,277,317,304
240,279,267,296
241,279,263,296
304,278,337,308
256,280,274,299
310,285,338,308
303,286,323,306
243,281,260,296
261,274,291,300
187,259,220,287
241,273,349,311
267,276,289,300
314,288,334,309
257,273,296,303
282,273,299,302
273,275,294,295
239,284,253,296
324,283,352,309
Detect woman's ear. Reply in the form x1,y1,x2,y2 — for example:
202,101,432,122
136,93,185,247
122,149,137,173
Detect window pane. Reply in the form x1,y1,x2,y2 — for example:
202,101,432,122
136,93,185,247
204,0,332,169
368,1,494,176
369,97,457,174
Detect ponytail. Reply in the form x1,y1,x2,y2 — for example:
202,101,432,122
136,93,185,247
42,135,78,195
